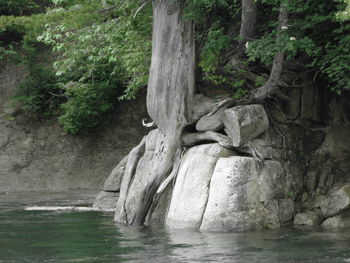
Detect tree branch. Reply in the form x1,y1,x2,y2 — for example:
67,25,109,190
252,1,288,101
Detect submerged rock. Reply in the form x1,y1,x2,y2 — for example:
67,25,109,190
93,191,119,210
321,213,350,229
320,185,350,218
222,104,269,147
166,143,233,229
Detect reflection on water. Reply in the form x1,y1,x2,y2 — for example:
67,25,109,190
1,192,350,263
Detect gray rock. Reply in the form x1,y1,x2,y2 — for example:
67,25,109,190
321,213,350,229
192,94,215,122
320,185,350,217
145,183,173,225
301,83,322,122
0,64,148,192
316,161,334,196
93,191,119,210
286,87,301,119
122,130,160,224
312,195,327,209
102,155,128,192
275,199,295,224
166,143,233,229
196,108,225,132
222,104,269,147
293,210,323,226
200,157,293,232
306,171,318,194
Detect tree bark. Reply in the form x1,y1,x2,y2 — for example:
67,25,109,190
114,0,195,225
239,0,257,45
114,137,146,223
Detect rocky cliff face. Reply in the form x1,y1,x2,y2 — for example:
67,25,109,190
0,63,148,192
94,79,350,232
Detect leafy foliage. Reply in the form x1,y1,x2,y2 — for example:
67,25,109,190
58,82,117,134
13,64,62,116
1,0,349,134
0,0,48,16
337,0,350,20
245,0,350,92
2,0,151,134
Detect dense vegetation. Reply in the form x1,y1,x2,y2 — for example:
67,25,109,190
0,0,349,134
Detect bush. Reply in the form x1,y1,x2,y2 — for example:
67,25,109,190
3,0,152,134
13,65,62,116
58,82,118,134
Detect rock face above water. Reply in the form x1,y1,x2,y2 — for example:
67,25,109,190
196,108,225,132
320,185,350,218
222,104,269,147
102,155,128,192
92,155,128,210
93,191,119,210
321,213,350,229
293,210,323,226
200,157,296,232
166,143,233,229
92,89,350,233
0,63,148,192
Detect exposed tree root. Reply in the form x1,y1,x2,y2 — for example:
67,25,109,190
114,137,146,224
182,131,233,149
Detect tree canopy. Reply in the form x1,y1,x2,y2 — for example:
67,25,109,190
0,0,349,133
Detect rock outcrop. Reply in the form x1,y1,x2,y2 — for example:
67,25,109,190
92,155,128,210
93,86,350,232
93,191,119,210
320,185,350,218
222,104,269,147
321,213,350,229
0,63,148,192
293,210,323,226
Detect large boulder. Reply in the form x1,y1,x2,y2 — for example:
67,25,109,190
222,104,269,147
166,143,233,229
320,185,350,218
92,154,128,210
237,128,297,161
145,183,173,225
192,94,215,122
200,157,296,232
293,210,323,226
93,191,119,210
102,155,128,192
321,213,350,229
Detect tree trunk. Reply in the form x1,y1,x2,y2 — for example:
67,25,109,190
239,0,257,45
114,0,195,225
208,1,289,116
147,0,195,133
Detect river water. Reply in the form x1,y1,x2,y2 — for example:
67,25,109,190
1,191,350,263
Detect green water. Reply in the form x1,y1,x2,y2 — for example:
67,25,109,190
1,192,350,263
